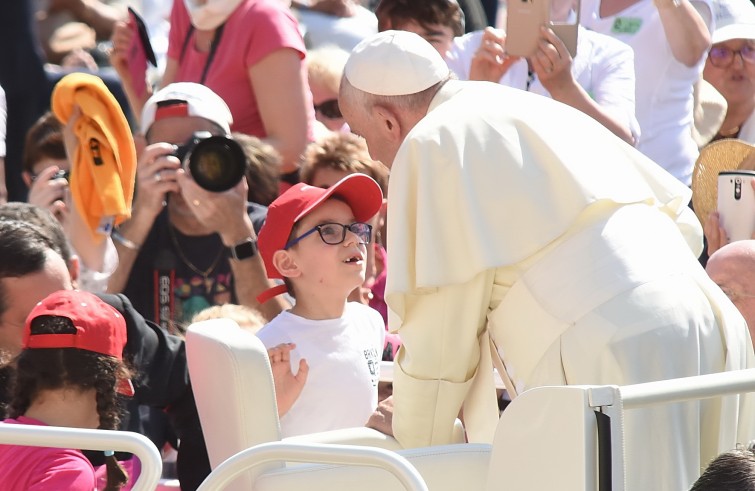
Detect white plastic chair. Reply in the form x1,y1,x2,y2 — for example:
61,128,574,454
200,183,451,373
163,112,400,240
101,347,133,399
0,424,162,491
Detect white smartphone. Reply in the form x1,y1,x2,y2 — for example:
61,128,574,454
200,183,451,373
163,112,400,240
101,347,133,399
717,170,755,242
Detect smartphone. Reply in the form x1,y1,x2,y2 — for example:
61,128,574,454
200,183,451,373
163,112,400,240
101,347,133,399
717,170,755,242
505,0,579,58
127,7,157,99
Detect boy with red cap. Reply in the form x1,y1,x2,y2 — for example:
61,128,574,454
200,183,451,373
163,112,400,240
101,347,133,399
256,173,386,438
0,290,133,490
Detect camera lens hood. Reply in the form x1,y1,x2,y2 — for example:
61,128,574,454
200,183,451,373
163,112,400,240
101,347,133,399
187,136,246,192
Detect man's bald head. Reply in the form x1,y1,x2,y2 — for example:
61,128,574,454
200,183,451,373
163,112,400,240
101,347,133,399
707,240,755,279
707,240,755,344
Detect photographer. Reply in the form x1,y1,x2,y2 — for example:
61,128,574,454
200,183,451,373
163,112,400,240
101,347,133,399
107,83,287,331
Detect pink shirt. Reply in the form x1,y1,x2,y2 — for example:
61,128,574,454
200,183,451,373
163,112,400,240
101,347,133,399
0,416,96,491
168,0,314,137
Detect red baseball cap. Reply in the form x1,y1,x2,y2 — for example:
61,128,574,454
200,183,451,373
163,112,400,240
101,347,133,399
23,290,133,396
257,173,383,302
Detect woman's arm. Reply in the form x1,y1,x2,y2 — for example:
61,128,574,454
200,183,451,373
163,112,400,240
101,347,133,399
656,0,712,67
249,48,310,174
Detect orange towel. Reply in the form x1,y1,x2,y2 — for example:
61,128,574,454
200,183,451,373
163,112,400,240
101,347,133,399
51,73,136,243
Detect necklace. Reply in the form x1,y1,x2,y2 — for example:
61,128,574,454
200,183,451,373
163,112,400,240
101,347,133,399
168,225,224,279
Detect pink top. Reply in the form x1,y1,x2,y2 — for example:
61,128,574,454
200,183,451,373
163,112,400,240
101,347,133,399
168,0,315,137
0,416,96,490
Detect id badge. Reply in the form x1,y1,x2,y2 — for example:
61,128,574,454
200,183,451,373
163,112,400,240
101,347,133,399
611,17,642,34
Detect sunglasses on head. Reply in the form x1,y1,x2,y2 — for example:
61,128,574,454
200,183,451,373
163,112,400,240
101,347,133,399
313,99,342,119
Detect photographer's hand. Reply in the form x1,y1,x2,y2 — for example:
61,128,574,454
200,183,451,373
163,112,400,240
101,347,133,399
27,165,69,223
705,180,755,255
469,27,520,83
529,27,636,145
175,167,250,243
176,169,289,320
530,27,574,95
134,143,181,221
107,143,180,294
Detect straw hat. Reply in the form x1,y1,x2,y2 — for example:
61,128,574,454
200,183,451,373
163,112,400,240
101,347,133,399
691,139,755,225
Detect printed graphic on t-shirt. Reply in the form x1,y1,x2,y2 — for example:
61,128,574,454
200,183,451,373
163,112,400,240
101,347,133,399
364,347,380,387
174,271,233,325
612,17,642,35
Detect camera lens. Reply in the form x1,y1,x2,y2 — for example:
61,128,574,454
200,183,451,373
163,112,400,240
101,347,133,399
186,136,246,192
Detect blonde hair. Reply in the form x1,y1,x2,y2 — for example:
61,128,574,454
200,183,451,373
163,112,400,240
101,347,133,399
307,46,350,94
191,304,267,334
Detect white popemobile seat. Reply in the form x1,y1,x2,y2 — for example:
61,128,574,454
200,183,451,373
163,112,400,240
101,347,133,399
187,319,755,491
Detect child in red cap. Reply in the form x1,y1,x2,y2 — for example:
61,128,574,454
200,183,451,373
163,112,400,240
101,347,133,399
0,290,133,491
256,173,386,438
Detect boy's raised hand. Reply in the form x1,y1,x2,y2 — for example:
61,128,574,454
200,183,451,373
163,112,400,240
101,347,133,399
268,343,309,417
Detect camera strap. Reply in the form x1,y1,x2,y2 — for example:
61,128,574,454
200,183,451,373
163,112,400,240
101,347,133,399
179,23,226,85
153,249,177,334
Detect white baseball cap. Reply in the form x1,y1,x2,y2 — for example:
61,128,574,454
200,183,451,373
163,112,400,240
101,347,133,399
344,30,449,96
712,0,755,43
141,82,233,135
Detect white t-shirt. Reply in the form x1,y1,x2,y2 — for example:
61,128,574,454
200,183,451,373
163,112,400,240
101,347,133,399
445,27,641,142
256,302,385,438
293,5,377,51
580,0,714,185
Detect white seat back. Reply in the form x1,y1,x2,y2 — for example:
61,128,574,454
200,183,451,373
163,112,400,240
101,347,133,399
186,319,283,489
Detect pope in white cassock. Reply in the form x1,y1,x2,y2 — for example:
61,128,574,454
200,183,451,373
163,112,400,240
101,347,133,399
338,30,755,490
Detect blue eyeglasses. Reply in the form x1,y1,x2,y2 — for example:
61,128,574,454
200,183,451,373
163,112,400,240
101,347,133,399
285,222,372,249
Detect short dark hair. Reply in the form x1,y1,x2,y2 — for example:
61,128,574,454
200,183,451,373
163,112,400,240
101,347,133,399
23,112,67,174
690,443,755,491
0,203,72,264
0,219,60,318
376,0,465,37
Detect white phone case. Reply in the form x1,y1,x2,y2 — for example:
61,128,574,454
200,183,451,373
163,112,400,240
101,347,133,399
717,171,755,242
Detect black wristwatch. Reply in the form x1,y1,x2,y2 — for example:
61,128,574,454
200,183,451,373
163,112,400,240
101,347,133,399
226,237,258,260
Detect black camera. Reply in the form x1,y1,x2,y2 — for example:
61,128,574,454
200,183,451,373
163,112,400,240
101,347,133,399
173,131,246,192
31,169,70,183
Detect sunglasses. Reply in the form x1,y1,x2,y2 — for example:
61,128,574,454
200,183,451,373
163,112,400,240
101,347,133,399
313,99,342,119
708,45,755,68
285,222,372,249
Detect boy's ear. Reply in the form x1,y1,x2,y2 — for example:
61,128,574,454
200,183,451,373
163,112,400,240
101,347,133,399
272,250,301,279
22,171,33,189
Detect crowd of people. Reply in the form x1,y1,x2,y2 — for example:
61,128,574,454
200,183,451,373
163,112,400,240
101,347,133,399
2,0,755,489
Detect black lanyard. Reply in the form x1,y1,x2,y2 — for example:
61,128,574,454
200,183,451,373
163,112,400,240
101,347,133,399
179,23,226,84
